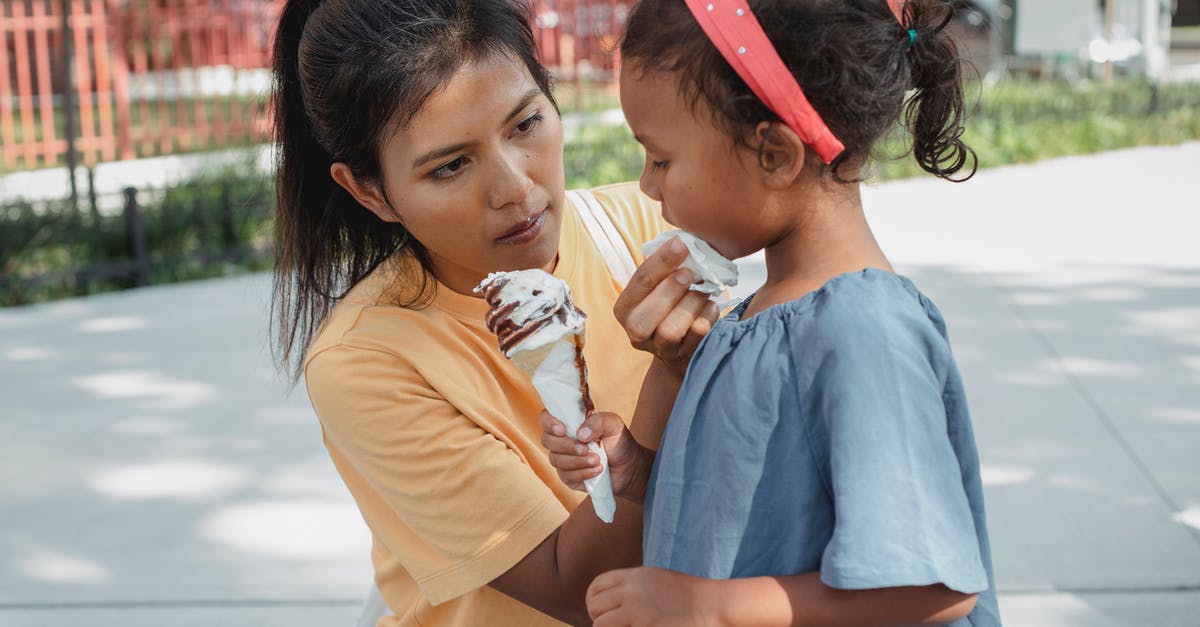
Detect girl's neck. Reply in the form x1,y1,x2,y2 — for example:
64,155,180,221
744,181,892,318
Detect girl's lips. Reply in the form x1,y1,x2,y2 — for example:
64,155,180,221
496,209,547,245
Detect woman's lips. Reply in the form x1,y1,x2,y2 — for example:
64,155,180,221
496,209,547,245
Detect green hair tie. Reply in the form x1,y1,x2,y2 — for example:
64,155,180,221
907,28,918,48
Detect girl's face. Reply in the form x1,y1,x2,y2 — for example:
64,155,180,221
339,53,565,295
619,65,772,260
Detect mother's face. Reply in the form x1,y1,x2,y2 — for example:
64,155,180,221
334,53,565,295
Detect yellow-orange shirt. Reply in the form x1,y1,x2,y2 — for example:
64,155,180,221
305,183,668,626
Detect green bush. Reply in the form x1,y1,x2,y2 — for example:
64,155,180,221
4,77,1199,306
1,163,272,306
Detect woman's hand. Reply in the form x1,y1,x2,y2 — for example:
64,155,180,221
615,236,720,376
539,410,654,504
587,566,723,627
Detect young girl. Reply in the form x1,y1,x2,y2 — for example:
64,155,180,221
543,0,1002,624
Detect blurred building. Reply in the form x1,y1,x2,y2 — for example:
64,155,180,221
985,0,1194,80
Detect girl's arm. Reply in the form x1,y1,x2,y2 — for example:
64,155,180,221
587,567,978,627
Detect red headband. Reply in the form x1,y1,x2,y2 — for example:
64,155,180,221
683,0,844,164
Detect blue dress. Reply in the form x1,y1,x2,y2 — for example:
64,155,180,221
643,269,1001,626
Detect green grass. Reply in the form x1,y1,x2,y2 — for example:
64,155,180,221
563,77,1200,187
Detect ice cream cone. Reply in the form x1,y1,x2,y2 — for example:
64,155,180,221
476,270,616,523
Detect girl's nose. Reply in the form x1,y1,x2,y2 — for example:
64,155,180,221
639,163,662,202
489,149,536,210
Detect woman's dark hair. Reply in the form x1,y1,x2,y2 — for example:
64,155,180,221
271,0,554,381
621,0,976,182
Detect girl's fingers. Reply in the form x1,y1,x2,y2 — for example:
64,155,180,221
614,236,689,317
540,430,586,455
654,291,711,344
548,451,602,471
537,410,566,436
585,572,625,620
559,466,602,487
620,268,695,344
579,411,626,444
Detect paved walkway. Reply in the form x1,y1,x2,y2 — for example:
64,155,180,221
2,143,1199,625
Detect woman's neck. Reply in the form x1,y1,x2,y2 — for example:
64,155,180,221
746,181,891,317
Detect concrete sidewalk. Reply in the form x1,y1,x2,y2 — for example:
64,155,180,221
2,143,1199,625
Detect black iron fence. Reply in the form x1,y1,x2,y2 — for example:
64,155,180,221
1,168,273,306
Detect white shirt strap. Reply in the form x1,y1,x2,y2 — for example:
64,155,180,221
567,188,638,288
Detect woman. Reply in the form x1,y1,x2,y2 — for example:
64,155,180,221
269,1,714,624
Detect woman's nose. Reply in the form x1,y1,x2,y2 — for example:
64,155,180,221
489,149,535,210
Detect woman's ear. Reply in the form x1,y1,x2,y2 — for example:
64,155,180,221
330,163,401,223
753,121,806,189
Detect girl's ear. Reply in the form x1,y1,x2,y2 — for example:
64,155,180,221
330,163,401,223
753,121,806,189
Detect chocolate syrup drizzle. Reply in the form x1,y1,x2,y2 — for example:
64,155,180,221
479,276,586,355
479,275,596,413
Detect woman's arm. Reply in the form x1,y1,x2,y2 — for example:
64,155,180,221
489,493,645,626
493,387,664,623
586,567,978,627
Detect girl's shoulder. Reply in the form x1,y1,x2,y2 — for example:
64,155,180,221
721,269,949,347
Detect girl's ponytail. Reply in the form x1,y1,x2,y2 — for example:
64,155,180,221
900,0,977,181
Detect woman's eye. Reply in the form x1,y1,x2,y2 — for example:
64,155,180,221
514,113,544,135
650,160,668,172
431,156,468,180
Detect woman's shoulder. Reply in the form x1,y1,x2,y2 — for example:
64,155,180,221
579,182,672,250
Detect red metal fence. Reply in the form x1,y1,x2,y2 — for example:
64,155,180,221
0,0,627,173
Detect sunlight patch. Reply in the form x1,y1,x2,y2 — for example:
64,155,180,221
74,370,215,410
199,500,370,560
1172,506,1200,531
1054,357,1143,377
980,464,1035,486
1146,407,1200,425
79,316,149,333
3,346,55,361
19,551,111,584
90,460,249,500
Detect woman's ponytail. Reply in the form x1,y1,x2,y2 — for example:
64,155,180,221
272,0,400,383
900,0,977,181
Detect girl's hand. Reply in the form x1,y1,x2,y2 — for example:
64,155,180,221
615,236,721,376
539,410,653,504
587,566,723,627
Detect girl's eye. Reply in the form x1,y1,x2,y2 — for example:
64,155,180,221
650,160,668,172
431,156,468,180
514,112,544,135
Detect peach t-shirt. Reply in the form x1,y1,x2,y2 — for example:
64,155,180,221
305,182,668,626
